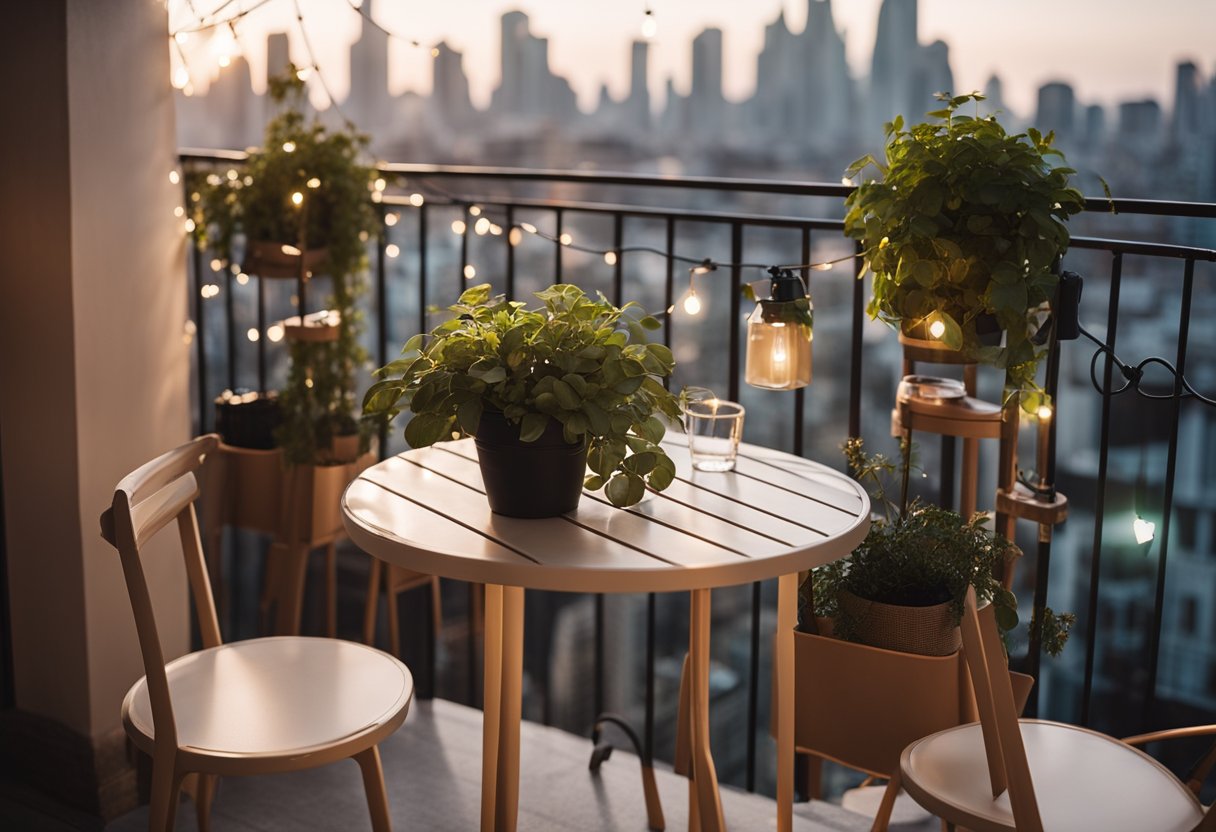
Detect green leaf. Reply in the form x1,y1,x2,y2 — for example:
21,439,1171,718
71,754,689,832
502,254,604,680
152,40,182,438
363,379,406,414
519,413,548,442
584,474,605,491
457,398,483,436
404,413,452,448
937,312,963,351
551,378,581,410
605,472,645,507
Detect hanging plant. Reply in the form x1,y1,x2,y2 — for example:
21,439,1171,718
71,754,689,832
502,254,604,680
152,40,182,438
843,92,1086,400
187,67,385,464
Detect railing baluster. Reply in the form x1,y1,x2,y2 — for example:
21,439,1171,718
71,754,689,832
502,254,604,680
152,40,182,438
1081,251,1123,727
225,267,236,391
256,276,266,392
554,207,564,283
459,204,469,294
795,226,810,456
644,592,656,763
746,579,761,792
1142,256,1196,730
192,233,208,433
376,208,389,460
612,213,623,307
505,205,516,300
728,222,743,403
417,204,427,339
663,217,675,352
848,240,864,439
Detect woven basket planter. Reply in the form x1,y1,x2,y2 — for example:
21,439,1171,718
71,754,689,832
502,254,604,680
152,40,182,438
837,589,961,657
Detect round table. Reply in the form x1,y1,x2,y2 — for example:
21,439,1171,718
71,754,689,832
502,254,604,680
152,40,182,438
342,435,869,832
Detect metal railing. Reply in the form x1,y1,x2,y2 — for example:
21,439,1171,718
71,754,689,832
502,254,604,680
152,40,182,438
180,150,1216,797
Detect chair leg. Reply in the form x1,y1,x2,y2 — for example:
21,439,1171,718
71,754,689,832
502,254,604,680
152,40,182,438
364,559,382,646
430,576,443,643
148,752,183,832
355,746,392,832
182,772,218,832
325,541,338,638
870,771,901,832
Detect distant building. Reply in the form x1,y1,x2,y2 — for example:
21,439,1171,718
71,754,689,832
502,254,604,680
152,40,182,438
1171,61,1205,144
689,28,725,133
868,0,919,132
346,0,391,133
491,11,578,123
627,40,651,131
981,73,1008,119
1083,103,1106,151
1036,81,1076,139
431,41,474,128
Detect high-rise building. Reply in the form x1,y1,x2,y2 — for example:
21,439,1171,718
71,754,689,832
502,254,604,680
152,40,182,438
432,41,473,128
868,0,919,134
1172,61,1205,143
627,40,651,130
800,0,853,146
491,12,577,122
689,28,725,132
981,74,1007,118
347,0,392,132
912,40,954,119
1083,103,1107,151
1036,81,1077,138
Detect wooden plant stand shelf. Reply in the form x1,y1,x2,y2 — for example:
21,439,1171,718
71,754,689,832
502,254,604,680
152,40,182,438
891,393,1003,441
997,482,1069,527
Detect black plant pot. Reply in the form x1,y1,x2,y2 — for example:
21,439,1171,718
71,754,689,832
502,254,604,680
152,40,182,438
974,312,1003,347
475,409,589,518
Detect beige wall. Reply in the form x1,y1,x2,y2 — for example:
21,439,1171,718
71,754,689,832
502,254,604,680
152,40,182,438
0,0,190,740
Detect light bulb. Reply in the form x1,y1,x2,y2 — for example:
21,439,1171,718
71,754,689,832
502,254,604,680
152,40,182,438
641,10,657,39
172,66,190,89
1133,516,1156,545
236,273,249,285
267,324,285,343
291,191,303,206
386,244,400,258
307,177,321,188
683,292,702,316
385,212,399,227
469,206,482,216
296,66,312,81
374,177,387,191
520,222,537,234
173,206,184,218
929,318,946,339
410,193,425,207
508,228,523,246
282,141,296,153
183,218,196,232
174,32,188,45
168,170,180,185
464,264,477,279
247,328,260,342
280,244,302,256
559,232,573,246
1037,404,1053,421
475,217,491,235
604,251,618,266
451,220,467,234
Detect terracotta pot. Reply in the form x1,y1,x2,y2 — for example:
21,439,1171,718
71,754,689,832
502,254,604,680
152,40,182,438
475,409,588,518
837,588,961,657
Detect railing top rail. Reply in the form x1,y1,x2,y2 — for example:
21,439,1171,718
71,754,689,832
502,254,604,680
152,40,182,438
178,150,1216,221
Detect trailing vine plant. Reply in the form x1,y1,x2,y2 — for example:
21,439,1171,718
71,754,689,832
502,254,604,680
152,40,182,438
188,67,383,464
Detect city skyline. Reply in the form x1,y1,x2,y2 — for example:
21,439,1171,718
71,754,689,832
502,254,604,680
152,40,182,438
170,0,1216,118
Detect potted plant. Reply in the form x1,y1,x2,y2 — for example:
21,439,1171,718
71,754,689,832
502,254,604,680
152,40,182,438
806,438,1073,656
189,68,384,633
843,92,1086,398
364,283,683,517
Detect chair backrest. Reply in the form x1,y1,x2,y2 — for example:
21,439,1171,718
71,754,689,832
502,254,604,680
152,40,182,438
99,434,223,750
960,586,1044,832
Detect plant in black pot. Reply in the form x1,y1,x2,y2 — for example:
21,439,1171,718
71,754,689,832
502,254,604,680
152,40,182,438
807,438,1073,657
363,283,683,517
843,92,1086,399
189,66,381,466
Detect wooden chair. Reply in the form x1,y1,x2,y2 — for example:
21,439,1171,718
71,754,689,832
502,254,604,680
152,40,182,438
899,586,1216,832
100,435,413,832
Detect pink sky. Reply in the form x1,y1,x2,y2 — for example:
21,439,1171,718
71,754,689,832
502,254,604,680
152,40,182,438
172,0,1215,117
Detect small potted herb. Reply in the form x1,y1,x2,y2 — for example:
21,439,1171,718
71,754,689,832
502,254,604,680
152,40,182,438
364,283,683,517
807,438,1073,656
843,92,1086,397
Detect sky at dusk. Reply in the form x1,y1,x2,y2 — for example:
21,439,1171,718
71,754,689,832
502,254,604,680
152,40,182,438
171,0,1216,117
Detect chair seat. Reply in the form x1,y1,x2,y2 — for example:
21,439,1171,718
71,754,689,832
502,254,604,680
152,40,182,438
123,637,413,763
901,719,1204,832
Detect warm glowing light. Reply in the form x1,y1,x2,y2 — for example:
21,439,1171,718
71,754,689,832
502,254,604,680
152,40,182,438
172,66,190,89
683,292,702,316
296,66,311,81
474,217,491,235
812,262,834,271
386,244,400,258
451,219,467,234
243,175,253,186
604,251,618,266
226,168,238,181
409,193,425,207
247,328,260,342
267,324,285,343
464,264,477,279
641,9,657,39
281,244,301,256
174,206,185,218
174,32,188,45
431,47,440,57
307,177,321,189
282,141,296,153
206,174,221,186
385,212,399,227
1133,516,1156,545
374,177,387,192
168,170,180,185
1037,404,1053,421
489,224,503,236
359,230,369,241
291,191,303,206
183,218,196,232
209,258,223,272
559,232,573,246
469,206,482,217
182,83,195,97
304,378,314,388
692,265,711,275
508,228,523,246
520,222,537,234
371,190,382,203
929,318,946,339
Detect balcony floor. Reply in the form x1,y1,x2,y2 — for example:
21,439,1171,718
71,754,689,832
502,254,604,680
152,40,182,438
103,698,929,831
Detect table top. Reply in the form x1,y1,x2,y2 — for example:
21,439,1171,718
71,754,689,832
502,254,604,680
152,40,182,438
342,435,870,593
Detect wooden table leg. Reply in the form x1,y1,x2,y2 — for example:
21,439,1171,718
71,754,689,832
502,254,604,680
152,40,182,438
481,584,504,832
688,588,724,831
496,585,524,831
775,573,798,832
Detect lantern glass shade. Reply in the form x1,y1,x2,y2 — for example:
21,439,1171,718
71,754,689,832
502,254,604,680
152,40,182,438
744,302,812,390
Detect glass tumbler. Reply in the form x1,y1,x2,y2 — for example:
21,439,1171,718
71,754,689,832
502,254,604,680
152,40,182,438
683,399,745,472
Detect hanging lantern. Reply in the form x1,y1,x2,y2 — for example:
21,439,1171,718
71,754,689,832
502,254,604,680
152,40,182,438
744,267,812,390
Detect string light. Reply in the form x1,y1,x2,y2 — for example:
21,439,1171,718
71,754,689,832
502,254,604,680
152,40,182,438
183,218,196,233
247,328,260,342
282,141,296,153
267,323,285,342
929,317,946,339
1037,404,1053,421
209,258,223,271
307,177,321,188
172,65,190,90
409,193,425,207
604,251,618,266
508,227,523,246
374,177,387,191
641,6,658,40
236,272,250,285
559,232,573,246
291,191,304,206
385,212,399,227
469,206,483,217
169,170,181,185
174,206,185,218
474,217,491,235
683,290,702,316
386,244,400,258
451,219,467,235
1133,515,1156,544
464,264,477,279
